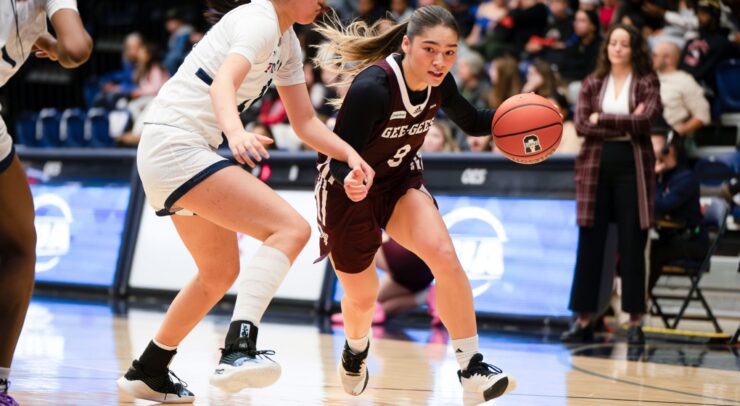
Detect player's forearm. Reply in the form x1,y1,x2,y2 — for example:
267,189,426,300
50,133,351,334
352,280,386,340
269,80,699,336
296,116,354,162
210,80,244,139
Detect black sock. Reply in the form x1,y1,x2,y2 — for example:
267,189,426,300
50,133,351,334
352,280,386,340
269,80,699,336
225,320,259,347
138,340,177,376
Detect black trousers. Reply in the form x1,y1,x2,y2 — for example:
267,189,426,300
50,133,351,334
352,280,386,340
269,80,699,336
570,142,648,314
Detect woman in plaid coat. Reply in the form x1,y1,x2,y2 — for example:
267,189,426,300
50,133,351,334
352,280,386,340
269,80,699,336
561,24,661,345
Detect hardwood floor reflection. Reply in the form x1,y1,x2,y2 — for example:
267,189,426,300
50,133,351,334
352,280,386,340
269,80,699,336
8,300,740,405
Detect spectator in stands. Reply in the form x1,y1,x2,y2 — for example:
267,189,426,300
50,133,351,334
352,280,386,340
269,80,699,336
0,3,92,405
480,0,549,59
422,121,460,152
465,0,509,46
640,0,699,47
679,0,733,96
456,50,490,109
331,236,440,326
390,0,414,22
562,24,660,345
648,133,709,292
466,133,494,152
652,40,711,136
559,9,602,103
163,7,195,76
599,0,619,32
487,54,521,109
521,58,560,98
523,0,573,62
357,0,386,25
93,32,142,109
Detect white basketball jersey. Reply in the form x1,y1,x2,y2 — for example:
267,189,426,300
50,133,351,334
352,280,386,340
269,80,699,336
144,0,305,147
0,0,77,87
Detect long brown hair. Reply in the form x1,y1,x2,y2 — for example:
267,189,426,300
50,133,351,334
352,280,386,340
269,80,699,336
592,23,653,78
313,5,458,102
488,55,521,109
204,0,252,25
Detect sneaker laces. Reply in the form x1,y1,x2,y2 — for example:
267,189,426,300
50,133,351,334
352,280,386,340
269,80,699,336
219,337,275,363
342,346,368,374
465,354,502,377
160,370,189,396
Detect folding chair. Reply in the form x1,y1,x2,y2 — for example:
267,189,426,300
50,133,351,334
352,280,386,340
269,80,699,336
650,197,728,333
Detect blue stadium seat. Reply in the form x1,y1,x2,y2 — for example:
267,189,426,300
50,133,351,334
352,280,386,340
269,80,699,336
85,108,112,147
60,108,86,147
716,59,740,114
14,111,38,147
36,108,61,148
694,154,738,186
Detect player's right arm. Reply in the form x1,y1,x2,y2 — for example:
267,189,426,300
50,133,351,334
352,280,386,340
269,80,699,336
34,8,92,68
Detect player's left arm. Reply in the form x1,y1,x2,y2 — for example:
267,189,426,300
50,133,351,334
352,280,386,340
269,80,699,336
34,9,92,68
439,74,494,136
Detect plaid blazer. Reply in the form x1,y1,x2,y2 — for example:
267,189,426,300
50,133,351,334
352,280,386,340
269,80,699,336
574,73,661,230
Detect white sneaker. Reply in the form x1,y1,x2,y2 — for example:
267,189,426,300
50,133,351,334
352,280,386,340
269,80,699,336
458,353,516,401
337,341,369,396
209,337,281,393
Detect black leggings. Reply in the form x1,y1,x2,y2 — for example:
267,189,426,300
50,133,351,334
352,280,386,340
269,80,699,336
570,142,648,314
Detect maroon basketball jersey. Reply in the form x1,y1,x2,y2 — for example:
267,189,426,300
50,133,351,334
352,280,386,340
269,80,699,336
319,54,442,193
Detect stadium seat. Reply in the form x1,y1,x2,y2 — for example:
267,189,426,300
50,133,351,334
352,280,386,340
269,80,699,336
693,154,736,186
36,108,61,147
14,111,38,147
60,108,86,147
85,107,112,147
716,59,740,114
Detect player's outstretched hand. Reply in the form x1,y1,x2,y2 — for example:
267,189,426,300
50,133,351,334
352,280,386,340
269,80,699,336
32,33,58,61
344,167,369,202
227,130,273,168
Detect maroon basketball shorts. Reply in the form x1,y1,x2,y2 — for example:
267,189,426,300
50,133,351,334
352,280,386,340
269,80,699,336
315,172,428,273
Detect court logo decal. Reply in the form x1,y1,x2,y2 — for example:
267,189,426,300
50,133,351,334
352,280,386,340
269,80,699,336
34,194,73,273
443,207,507,297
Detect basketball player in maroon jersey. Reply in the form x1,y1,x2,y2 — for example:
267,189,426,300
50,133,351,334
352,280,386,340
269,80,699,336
313,6,515,402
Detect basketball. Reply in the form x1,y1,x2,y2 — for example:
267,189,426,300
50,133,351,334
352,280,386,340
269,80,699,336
491,93,563,164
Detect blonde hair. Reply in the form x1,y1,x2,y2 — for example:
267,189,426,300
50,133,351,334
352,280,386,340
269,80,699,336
313,6,458,107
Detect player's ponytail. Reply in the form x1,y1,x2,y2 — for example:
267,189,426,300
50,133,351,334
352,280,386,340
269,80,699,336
314,6,458,107
204,0,252,25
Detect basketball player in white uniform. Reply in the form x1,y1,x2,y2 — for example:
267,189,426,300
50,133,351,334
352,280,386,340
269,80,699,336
0,1,91,404
116,0,374,403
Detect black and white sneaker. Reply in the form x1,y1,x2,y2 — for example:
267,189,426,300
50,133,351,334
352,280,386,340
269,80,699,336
116,360,194,404
458,353,515,401
337,341,369,396
209,336,281,393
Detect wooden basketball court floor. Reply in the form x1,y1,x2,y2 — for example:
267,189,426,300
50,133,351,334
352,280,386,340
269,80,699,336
8,298,740,406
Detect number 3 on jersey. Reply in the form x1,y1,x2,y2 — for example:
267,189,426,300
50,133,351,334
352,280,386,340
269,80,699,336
387,144,411,167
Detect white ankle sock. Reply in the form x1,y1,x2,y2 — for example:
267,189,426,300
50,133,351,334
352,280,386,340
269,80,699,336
452,335,479,370
232,245,291,324
346,334,369,354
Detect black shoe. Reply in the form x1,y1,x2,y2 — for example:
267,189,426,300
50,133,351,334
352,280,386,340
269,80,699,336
560,322,595,343
338,340,370,396
627,325,645,345
458,353,516,401
116,360,194,404
210,336,281,392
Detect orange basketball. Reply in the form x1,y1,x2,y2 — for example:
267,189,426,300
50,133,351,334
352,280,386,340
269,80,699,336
492,93,563,164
